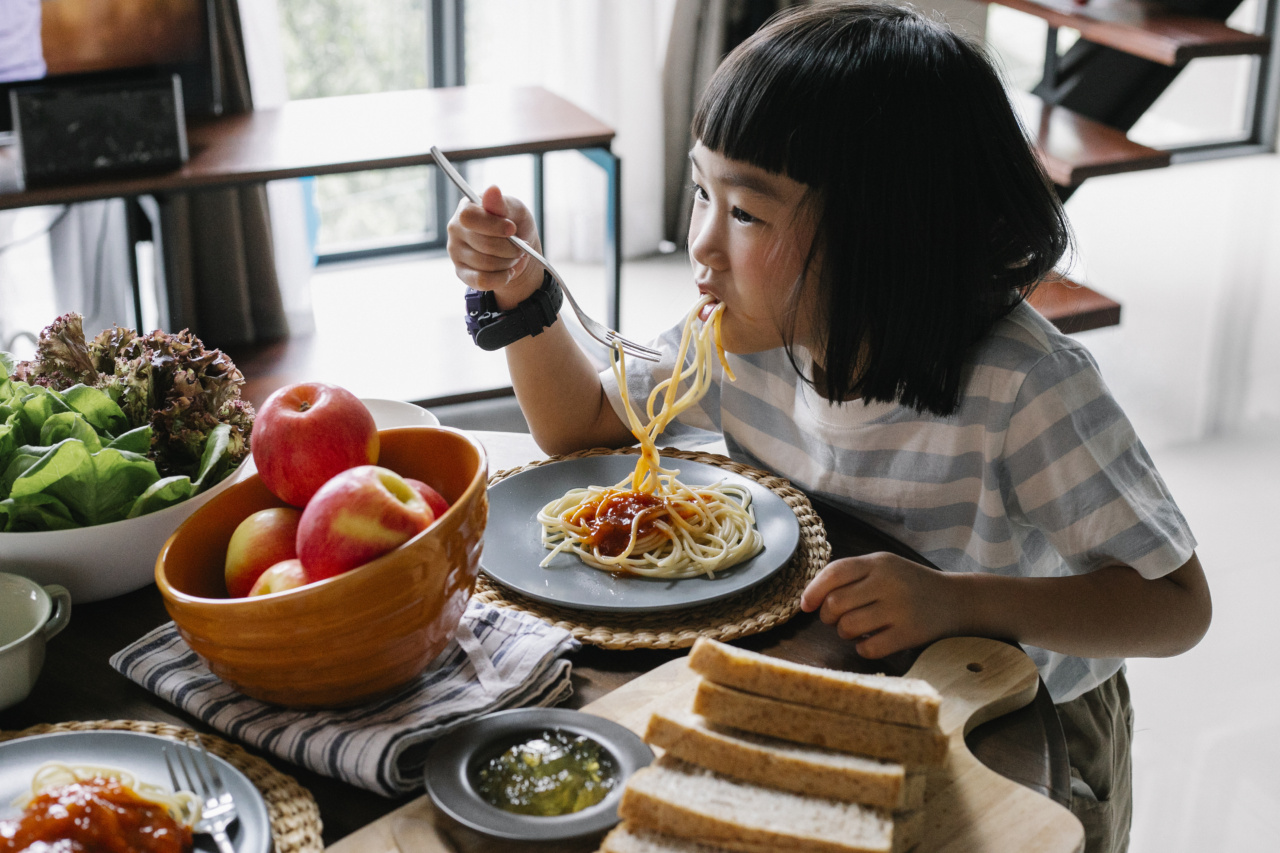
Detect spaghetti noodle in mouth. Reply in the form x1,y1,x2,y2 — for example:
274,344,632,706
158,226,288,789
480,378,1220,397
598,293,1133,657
538,296,763,579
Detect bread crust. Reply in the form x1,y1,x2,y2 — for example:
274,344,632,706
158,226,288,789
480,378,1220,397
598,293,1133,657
618,758,898,853
688,638,940,727
693,681,948,767
644,711,924,809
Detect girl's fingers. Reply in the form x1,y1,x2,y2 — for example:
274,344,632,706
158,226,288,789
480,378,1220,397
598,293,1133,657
481,184,510,218
800,556,874,611
818,582,876,627
453,235,524,270
455,256,533,291
835,605,889,643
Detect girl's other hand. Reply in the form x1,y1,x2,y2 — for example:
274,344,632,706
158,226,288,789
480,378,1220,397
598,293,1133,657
446,185,545,309
799,553,964,659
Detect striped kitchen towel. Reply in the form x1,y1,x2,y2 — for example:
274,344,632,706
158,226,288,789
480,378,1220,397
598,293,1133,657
110,600,580,797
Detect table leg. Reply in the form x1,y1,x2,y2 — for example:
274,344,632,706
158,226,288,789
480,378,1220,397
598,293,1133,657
532,152,545,242
579,147,622,332
123,196,148,332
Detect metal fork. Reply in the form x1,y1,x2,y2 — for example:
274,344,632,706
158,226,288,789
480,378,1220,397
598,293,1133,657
165,738,238,853
431,145,662,362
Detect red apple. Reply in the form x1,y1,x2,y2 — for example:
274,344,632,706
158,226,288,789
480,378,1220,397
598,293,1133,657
252,382,379,507
405,478,450,520
248,558,309,596
296,465,435,582
224,507,303,597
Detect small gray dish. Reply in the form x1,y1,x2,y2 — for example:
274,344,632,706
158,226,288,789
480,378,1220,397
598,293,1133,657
424,707,654,842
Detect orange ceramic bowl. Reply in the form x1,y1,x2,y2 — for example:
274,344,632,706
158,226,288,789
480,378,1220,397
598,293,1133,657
155,426,488,708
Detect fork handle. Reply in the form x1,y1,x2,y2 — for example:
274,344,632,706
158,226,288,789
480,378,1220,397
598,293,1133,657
209,827,236,853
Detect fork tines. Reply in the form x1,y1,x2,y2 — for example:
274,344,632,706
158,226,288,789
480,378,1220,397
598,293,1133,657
609,333,663,361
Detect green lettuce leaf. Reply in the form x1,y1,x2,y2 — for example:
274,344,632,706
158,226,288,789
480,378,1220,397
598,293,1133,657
105,425,153,455
127,476,198,518
40,411,104,453
60,384,129,436
45,447,160,526
192,423,233,489
0,493,78,532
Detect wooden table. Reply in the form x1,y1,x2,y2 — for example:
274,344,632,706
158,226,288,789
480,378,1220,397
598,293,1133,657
0,431,1071,850
0,85,623,331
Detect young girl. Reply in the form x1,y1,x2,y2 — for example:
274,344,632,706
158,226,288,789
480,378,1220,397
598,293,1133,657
446,4,1211,851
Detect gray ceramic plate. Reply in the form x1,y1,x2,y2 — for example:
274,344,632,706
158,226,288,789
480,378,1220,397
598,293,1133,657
0,731,273,853
481,454,802,613
424,707,653,842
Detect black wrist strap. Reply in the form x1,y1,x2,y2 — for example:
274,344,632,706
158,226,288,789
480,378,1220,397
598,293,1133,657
464,270,563,351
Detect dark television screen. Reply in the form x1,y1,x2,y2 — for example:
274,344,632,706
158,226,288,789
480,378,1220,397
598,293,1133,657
0,0,220,136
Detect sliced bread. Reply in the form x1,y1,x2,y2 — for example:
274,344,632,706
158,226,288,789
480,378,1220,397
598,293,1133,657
619,756,905,853
687,638,940,728
693,680,948,767
643,710,926,809
599,824,737,853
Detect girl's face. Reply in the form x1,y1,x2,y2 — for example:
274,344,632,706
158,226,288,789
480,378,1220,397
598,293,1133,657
687,142,819,355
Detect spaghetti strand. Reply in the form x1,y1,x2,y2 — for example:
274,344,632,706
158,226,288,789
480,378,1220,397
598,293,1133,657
539,297,762,578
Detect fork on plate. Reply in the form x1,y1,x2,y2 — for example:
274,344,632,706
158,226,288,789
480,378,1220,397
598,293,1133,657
430,145,662,362
165,738,239,853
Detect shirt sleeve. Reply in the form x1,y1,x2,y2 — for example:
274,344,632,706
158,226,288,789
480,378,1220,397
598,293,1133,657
599,320,724,443
1003,346,1197,580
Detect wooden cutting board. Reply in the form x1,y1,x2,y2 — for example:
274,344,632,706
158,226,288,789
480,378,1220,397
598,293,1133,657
327,636,1084,853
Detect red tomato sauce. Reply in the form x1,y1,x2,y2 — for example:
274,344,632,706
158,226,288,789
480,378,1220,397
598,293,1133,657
0,777,193,853
575,491,667,557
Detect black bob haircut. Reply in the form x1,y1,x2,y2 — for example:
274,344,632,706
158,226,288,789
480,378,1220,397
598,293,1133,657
692,2,1072,416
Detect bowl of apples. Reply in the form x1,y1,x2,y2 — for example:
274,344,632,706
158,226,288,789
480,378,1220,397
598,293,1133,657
155,382,489,709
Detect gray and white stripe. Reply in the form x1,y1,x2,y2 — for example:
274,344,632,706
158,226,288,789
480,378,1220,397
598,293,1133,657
604,301,1195,703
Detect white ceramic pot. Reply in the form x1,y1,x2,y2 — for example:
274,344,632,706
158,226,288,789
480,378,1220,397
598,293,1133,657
0,573,71,710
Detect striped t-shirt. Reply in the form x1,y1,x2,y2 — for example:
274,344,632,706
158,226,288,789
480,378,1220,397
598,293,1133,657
602,301,1196,703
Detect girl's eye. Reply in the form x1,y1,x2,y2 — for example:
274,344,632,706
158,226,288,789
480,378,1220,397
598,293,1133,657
691,182,709,202
731,207,758,224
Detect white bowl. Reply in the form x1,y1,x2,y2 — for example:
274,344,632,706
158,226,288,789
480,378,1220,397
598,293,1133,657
0,464,250,604
359,398,441,428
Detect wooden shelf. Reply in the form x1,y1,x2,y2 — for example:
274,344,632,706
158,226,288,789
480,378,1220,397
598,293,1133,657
1011,90,1171,186
980,0,1270,66
1025,276,1122,333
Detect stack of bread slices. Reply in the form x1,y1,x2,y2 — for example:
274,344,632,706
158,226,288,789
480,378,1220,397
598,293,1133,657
599,638,947,853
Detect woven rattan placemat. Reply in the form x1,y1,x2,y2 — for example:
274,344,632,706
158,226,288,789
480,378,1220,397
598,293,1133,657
474,446,831,650
0,719,323,853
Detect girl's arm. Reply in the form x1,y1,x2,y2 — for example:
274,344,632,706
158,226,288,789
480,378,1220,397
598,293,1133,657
447,186,634,455
800,551,1211,661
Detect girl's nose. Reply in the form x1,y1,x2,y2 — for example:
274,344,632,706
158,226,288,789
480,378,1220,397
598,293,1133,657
688,211,727,271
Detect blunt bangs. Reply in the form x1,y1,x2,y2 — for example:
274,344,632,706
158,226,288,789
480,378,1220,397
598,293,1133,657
691,3,1072,416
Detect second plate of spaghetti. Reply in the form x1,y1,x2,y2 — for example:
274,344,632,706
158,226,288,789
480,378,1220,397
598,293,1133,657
482,452,801,613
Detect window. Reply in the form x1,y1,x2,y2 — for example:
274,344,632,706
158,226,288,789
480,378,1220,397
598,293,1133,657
277,0,460,260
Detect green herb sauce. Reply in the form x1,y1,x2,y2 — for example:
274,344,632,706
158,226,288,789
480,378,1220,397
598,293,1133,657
474,730,618,816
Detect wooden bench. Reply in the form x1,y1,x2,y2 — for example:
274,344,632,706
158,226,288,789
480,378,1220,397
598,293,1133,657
1010,89,1171,187
977,0,1270,66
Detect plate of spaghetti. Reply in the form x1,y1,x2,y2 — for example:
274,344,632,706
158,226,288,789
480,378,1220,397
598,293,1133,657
0,731,272,853
481,295,801,614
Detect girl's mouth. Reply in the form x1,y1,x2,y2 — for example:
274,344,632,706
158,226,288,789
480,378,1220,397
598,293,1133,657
697,297,721,323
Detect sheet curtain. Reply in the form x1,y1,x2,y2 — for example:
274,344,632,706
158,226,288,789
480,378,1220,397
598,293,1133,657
661,0,801,248
157,0,288,348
